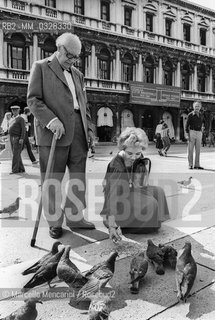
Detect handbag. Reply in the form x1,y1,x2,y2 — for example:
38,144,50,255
132,157,151,188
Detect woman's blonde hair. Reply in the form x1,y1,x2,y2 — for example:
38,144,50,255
118,127,148,150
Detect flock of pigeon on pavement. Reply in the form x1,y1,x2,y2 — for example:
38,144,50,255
0,239,197,320
0,177,197,319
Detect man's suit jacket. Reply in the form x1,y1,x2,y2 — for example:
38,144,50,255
27,53,93,147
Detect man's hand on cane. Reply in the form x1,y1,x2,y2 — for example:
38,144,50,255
49,119,65,139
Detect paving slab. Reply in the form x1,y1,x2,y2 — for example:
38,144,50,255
0,255,214,320
165,226,215,271
152,282,215,320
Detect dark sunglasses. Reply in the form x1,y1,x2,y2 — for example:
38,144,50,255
63,46,79,60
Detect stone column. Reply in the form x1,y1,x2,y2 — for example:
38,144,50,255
115,48,120,82
91,44,96,78
176,61,181,87
0,29,4,67
193,14,198,44
158,58,163,84
7,43,11,68
26,46,30,70
32,34,38,63
193,64,198,91
209,20,213,48
209,67,213,93
137,54,142,81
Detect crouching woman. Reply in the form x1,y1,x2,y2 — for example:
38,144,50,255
100,127,170,243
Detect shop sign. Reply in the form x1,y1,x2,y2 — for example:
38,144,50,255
129,82,181,108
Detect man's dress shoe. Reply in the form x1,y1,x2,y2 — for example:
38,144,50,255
67,218,95,230
49,227,63,239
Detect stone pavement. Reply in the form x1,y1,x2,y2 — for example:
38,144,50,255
0,144,215,319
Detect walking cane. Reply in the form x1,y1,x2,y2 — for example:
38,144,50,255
30,135,57,247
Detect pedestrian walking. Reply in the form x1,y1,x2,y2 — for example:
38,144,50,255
161,122,171,156
27,32,95,239
185,100,204,170
21,107,38,165
154,120,164,156
0,111,13,158
8,105,26,174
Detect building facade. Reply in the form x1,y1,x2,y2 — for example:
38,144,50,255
1,0,215,141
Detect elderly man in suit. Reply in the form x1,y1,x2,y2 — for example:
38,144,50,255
27,33,95,239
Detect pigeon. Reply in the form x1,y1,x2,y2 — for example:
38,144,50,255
57,245,88,290
0,298,42,320
77,251,118,303
177,177,192,187
88,295,111,320
22,247,65,291
175,242,197,302
159,244,178,269
22,241,62,275
0,197,21,215
129,251,148,294
146,239,165,275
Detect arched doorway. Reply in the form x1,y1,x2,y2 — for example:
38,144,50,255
121,109,134,132
97,107,113,142
141,110,153,140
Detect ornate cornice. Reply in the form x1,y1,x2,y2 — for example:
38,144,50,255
164,0,215,17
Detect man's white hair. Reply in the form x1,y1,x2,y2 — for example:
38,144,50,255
56,33,82,53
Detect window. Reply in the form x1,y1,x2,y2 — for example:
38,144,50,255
163,61,173,85
124,7,132,27
45,0,56,7
10,34,26,69
146,13,153,32
164,70,172,85
181,63,190,90
74,0,84,15
200,28,206,46
198,64,206,92
98,49,110,80
145,67,153,83
183,23,190,42
165,19,172,37
122,53,133,82
41,37,56,59
182,74,189,90
145,56,154,83
101,1,110,21
198,77,205,92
